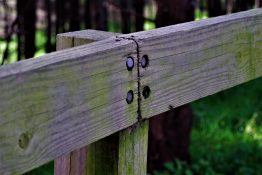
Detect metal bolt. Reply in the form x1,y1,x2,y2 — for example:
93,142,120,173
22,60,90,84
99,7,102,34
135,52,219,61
142,86,151,99
141,55,149,68
126,90,134,104
126,56,134,71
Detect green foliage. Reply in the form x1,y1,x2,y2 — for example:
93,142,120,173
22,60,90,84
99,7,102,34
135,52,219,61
0,36,18,64
23,162,53,175
195,9,208,20
34,30,47,57
0,30,47,64
144,21,156,31
154,78,262,175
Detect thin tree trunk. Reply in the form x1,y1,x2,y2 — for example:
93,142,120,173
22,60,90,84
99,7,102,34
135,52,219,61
55,0,65,34
85,0,91,29
3,0,8,36
69,0,80,31
24,0,36,58
91,0,108,30
45,0,52,53
208,0,224,17
155,0,194,27
16,0,36,59
16,0,23,61
147,0,195,173
1,0,9,64
234,0,254,12
120,0,131,34
227,0,233,14
134,0,145,32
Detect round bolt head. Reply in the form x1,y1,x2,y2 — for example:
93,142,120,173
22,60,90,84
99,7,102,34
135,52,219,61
141,55,149,68
142,86,151,99
126,90,134,104
126,56,134,71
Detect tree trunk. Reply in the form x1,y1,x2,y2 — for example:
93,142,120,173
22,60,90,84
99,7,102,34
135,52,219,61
24,0,36,58
134,0,145,32
69,0,80,31
227,0,233,14
17,0,36,59
3,0,8,36
55,0,65,34
234,0,254,12
16,0,23,61
45,0,53,53
120,0,131,34
148,105,193,172
147,0,195,173
91,0,108,30
85,0,91,29
155,0,194,27
208,0,225,17
1,0,9,64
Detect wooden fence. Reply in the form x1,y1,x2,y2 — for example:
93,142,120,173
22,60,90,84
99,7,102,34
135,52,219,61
0,9,262,175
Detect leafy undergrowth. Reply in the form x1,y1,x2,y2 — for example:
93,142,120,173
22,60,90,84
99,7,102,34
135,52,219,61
154,77,262,175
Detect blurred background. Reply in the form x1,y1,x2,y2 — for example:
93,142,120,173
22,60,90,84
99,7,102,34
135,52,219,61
0,0,261,174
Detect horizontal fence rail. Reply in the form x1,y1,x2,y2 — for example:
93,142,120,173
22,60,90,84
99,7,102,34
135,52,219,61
0,9,262,175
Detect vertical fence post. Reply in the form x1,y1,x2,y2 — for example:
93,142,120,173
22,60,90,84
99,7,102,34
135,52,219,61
54,30,149,175
118,121,149,175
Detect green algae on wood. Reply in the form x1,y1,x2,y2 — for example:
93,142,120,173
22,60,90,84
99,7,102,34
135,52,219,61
118,121,149,175
1,9,262,175
0,31,137,175
55,30,141,175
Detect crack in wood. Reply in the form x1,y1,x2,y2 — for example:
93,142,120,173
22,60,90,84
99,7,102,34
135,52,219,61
116,36,143,122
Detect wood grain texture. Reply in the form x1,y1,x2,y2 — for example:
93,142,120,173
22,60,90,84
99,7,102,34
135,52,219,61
56,29,120,49
87,133,119,175
0,9,262,174
86,122,149,175
0,34,138,174
86,121,149,175
55,30,149,175
122,8,262,119
87,121,148,175
55,30,120,175
118,121,149,175
54,32,75,175
55,30,90,175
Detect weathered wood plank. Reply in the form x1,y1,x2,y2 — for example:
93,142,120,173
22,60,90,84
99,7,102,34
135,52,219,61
0,9,262,175
86,133,119,175
55,30,149,175
118,121,149,175
86,121,149,175
122,8,262,119
52,31,77,175
55,30,120,175
54,30,88,175
0,34,138,174
56,29,120,49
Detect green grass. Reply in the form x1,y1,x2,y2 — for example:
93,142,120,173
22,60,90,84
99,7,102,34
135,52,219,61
153,78,262,175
